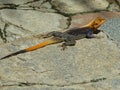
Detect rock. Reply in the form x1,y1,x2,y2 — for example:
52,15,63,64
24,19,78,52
91,76,120,90
100,17,120,48
0,0,35,5
17,0,55,12
0,31,120,89
106,0,120,11
17,0,46,10
0,9,68,42
0,18,6,44
51,0,109,14
0,0,55,12
117,0,120,5
108,3,120,11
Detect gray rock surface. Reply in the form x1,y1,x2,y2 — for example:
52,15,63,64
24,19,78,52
0,19,6,43
0,9,68,42
106,0,120,11
51,0,109,14
0,0,120,90
0,32,120,90
117,0,120,5
0,0,38,5
100,17,120,48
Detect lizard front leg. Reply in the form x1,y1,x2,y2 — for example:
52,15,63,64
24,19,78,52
60,37,76,50
86,29,102,39
86,29,95,38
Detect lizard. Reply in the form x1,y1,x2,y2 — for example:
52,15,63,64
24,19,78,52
0,16,106,60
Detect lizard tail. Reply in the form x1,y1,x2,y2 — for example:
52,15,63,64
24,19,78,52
83,16,106,30
0,37,62,60
0,50,26,60
25,37,62,51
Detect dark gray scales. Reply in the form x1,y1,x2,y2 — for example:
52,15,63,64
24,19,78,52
45,27,95,48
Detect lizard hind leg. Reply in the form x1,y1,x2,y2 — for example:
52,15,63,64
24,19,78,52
60,39,76,50
59,43,67,50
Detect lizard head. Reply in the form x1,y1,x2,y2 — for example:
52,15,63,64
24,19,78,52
83,16,106,31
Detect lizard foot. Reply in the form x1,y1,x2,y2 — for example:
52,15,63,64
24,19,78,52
58,43,67,50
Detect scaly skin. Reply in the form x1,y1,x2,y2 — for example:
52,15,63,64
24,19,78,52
0,17,106,60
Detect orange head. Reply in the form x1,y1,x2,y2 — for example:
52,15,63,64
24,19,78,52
83,16,106,30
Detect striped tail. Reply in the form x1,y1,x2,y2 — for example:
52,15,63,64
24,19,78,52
0,37,62,60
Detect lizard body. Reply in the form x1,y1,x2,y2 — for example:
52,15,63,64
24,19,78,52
0,17,106,60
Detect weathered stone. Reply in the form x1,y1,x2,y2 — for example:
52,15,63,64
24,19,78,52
116,0,120,5
1,77,120,90
0,0,55,12
91,76,120,90
101,17,120,48
0,0,35,5
0,31,120,89
108,3,120,11
0,85,86,90
17,0,55,12
0,18,6,44
51,0,109,14
5,24,34,42
39,2,56,13
106,0,120,11
0,9,68,42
